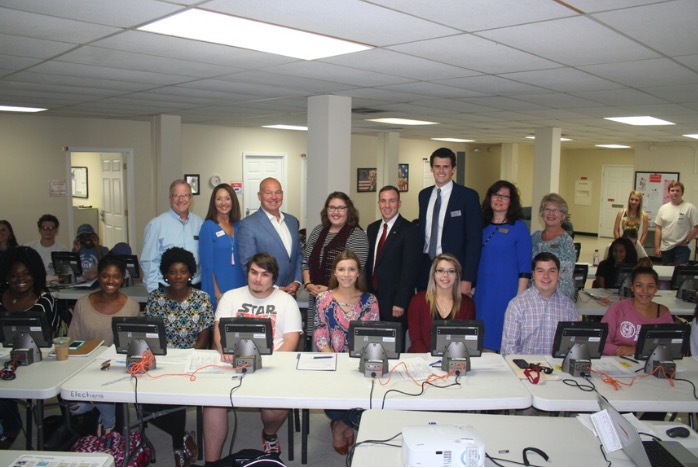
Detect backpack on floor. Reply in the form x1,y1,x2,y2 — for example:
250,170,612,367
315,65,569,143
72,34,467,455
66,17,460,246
71,430,151,467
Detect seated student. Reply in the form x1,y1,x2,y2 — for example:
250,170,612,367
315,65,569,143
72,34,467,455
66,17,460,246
595,237,638,289
314,251,378,455
72,224,109,281
501,252,578,356
601,266,673,356
205,253,302,462
25,214,69,277
66,256,140,434
144,247,210,466
407,253,475,353
602,228,648,263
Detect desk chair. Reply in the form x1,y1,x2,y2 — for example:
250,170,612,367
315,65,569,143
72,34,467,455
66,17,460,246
574,242,581,262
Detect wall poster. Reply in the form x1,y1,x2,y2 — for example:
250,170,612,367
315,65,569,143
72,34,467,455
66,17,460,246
635,171,679,228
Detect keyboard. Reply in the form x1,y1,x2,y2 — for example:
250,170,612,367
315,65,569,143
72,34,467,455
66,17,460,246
643,440,683,467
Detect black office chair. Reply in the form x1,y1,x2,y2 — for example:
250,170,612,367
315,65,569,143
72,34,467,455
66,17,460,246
573,243,581,262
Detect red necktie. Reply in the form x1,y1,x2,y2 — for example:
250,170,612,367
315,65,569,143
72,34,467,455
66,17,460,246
372,223,388,290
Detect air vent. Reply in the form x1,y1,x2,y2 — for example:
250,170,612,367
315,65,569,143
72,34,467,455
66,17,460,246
352,107,385,114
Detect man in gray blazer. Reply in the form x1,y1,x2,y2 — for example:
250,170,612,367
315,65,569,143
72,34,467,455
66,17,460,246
238,178,302,296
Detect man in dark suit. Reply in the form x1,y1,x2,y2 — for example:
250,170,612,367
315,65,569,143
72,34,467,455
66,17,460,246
238,177,302,296
418,148,482,294
366,185,420,345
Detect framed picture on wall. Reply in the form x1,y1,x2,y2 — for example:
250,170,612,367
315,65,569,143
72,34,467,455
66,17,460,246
398,164,409,192
357,168,377,192
185,174,200,195
71,166,88,198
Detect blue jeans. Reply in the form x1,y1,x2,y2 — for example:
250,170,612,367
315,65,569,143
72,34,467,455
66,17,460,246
70,401,116,430
661,246,690,265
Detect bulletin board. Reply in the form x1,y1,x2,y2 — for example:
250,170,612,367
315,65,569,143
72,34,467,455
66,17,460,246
635,171,679,228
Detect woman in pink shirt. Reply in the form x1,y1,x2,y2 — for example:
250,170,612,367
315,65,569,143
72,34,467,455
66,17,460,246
601,266,673,356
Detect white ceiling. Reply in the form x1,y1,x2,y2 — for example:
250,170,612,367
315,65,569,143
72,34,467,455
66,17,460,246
1,0,697,148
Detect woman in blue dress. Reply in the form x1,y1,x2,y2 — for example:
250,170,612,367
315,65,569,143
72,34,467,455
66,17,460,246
474,181,532,352
199,183,245,309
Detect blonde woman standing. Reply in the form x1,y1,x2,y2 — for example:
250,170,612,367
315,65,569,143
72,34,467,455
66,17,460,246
614,190,649,245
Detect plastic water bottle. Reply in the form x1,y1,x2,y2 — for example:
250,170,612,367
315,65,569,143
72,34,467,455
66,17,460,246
593,249,600,266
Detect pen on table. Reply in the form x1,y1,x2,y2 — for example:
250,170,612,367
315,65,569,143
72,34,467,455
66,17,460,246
313,355,334,359
620,356,639,364
429,360,442,367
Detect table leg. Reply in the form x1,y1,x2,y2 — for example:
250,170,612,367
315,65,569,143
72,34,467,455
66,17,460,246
24,400,34,450
36,400,44,449
301,409,309,465
121,403,130,467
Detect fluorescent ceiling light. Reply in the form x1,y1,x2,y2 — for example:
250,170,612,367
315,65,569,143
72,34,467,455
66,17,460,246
431,138,474,143
525,136,572,142
139,9,372,60
0,105,46,113
596,144,632,149
366,118,438,126
684,134,698,140
262,125,308,131
604,116,674,126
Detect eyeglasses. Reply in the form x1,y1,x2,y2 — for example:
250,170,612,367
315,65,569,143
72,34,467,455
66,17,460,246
542,207,562,214
435,268,457,275
492,193,511,200
327,206,348,213
170,193,192,200
40,226,56,232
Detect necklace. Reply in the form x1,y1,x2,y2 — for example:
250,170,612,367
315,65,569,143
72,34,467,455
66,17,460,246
435,298,453,315
10,291,35,304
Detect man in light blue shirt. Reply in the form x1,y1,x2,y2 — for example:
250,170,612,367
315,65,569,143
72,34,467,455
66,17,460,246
141,180,203,292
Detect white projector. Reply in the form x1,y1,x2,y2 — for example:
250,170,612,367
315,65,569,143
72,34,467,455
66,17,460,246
402,424,485,467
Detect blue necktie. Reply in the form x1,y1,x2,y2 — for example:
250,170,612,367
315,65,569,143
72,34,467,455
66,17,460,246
428,188,441,259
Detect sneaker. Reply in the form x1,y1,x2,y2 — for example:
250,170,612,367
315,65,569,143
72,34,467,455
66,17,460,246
261,431,281,455
174,449,188,467
182,431,198,464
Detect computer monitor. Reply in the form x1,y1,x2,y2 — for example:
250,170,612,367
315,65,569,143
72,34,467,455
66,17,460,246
552,321,608,376
0,311,53,364
51,251,83,282
348,320,402,377
114,254,140,281
616,265,635,297
430,320,483,374
573,264,588,291
670,265,698,290
112,317,167,372
634,323,690,375
218,317,273,374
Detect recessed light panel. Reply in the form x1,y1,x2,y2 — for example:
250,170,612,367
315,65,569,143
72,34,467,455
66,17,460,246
683,134,698,140
604,116,674,126
262,125,308,131
595,144,632,149
367,118,438,126
431,138,474,142
139,9,372,60
0,105,46,112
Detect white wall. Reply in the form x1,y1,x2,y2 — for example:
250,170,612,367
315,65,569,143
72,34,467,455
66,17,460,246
3,112,698,253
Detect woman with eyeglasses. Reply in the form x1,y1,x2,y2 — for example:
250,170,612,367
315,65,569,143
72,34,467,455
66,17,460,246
474,181,532,352
66,255,139,434
532,193,576,301
303,192,369,345
407,253,475,353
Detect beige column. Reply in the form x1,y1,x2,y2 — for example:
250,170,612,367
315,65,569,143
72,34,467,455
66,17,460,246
153,114,182,213
307,95,352,229
500,143,519,183
531,127,561,232
375,132,400,218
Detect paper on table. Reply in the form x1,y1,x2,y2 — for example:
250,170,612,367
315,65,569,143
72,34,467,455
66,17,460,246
392,357,432,381
185,351,229,373
592,359,635,377
296,353,337,371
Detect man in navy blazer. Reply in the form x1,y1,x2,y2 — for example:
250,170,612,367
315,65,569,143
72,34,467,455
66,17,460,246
418,148,482,294
366,186,420,338
238,178,302,296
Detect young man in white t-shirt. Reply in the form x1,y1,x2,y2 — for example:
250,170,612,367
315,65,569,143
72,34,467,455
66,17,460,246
24,214,69,277
204,253,302,462
654,181,698,265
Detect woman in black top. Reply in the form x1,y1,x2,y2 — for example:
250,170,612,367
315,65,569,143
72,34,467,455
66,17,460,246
595,237,638,288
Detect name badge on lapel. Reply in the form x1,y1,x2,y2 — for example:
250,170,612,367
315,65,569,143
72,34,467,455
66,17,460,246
498,228,509,234
215,230,225,238
450,210,462,217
